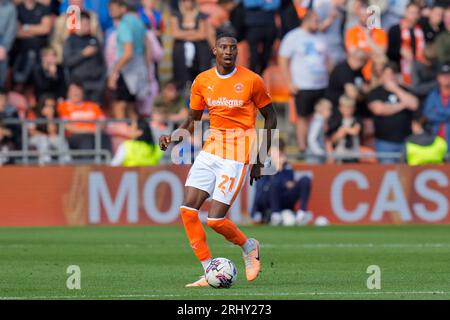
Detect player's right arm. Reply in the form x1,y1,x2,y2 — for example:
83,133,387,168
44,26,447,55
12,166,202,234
159,108,204,151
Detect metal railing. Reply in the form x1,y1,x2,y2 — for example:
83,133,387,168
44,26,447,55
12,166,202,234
2,119,126,165
1,118,178,166
2,118,446,166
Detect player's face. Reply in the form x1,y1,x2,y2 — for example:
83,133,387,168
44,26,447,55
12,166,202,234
214,37,238,69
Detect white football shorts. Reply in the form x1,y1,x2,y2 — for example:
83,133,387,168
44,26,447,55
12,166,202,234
185,151,250,205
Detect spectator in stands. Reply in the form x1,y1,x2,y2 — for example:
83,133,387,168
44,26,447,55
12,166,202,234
171,0,211,91
14,0,52,91
152,80,188,125
63,11,106,104
411,43,439,103
0,87,21,154
251,138,313,225
368,63,419,164
326,48,369,116
217,0,246,42
329,95,362,163
139,0,165,39
404,116,448,165
387,1,425,85
243,0,280,75
381,0,410,31
28,94,71,164
279,0,301,38
435,6,450,64
369,53,389,89
104,0,123,73
306,98,333,163
314,0,348,67
111,118,163,166
0,0,17,88
108,0,149,120
345,0,388,82
279,10,330,153
422,63,450,143
52,0,103,63
58,81,111,156
419,3,445,43
33,46,67,101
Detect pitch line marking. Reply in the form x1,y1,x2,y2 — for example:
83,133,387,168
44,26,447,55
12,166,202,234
1,243,450,249
1,291,449,300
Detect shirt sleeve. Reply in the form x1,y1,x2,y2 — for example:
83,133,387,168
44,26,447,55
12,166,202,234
92,103,106,119
279,33,294,58
367,88,382,104
252,75,272,109
344,28,357,51
189,78,206,111
57,103,69,119
117,19,133,44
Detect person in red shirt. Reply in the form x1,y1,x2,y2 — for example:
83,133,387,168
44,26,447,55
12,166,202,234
58,81,111,158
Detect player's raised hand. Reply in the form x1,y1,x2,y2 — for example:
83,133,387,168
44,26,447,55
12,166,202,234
249,163,263,186
159,135,172,151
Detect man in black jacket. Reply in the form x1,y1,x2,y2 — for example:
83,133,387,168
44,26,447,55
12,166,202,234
63,11,106,104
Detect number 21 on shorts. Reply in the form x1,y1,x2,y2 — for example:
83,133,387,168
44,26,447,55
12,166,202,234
218,175,236,195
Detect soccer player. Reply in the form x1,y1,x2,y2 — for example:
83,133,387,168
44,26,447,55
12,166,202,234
159,33,277,287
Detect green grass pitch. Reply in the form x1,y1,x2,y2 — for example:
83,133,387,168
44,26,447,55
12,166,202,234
0,225,450,300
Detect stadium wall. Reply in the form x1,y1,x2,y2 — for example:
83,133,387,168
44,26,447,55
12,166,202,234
0,165,449,226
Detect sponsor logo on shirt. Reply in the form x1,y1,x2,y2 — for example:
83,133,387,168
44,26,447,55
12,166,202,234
206,97,244,108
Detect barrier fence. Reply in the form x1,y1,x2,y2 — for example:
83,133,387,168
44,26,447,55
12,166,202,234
0,164,449,227
1,118,430,165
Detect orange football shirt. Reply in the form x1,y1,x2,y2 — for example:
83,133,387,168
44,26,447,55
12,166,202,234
190,66,272,163
345,26,388,80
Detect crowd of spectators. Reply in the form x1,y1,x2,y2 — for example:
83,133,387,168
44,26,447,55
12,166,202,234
0,0,449,166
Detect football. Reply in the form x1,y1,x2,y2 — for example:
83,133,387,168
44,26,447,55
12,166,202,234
205,258,237,288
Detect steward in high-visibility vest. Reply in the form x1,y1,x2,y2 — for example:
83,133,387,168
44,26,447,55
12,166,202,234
405,134,448,166
123,140,163,166
111,119,163,167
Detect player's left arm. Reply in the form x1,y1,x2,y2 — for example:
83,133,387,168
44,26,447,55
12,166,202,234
250,103,277,186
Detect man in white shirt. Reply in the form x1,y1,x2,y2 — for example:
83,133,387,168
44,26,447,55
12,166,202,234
279,10,330,153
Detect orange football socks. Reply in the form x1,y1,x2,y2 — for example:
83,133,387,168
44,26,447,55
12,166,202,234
207,218,248,247
180,206,211,262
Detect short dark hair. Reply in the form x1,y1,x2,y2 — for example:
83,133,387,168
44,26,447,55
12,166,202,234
163,79,178,89
80,11,91,20
355,0,369,7
0,87,7,96
406,1,421,9
383,61,400,74
109,0,126,7
216,31,237,43
68,80,85,92
136,118,155,145
302,9,318,23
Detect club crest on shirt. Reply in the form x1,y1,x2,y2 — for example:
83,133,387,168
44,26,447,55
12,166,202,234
234,83,244,93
